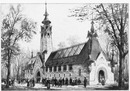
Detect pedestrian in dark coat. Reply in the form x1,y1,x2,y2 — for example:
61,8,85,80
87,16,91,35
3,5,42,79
46,78,50,89
27,79,29,87
32,78,35,87
62,78,64,85
74,77,77,85
59,78,62,87
78,78,81,85
54,77,57,86
65,78,68,86
84,77,87,88
51,77,54,86
69,78,72,85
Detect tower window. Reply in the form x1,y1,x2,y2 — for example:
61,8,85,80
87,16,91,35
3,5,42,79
46,26,48,29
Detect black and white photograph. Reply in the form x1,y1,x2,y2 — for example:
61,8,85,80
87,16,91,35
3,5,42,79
1,0,129,90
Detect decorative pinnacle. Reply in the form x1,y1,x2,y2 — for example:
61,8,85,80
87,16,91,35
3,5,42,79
44,2,49,17
42,1,51,25
91,12,94,33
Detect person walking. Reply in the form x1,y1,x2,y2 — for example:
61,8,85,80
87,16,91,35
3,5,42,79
74,77,77,85
46,78,50,89
69,77,72,85
54,77,57,86
84,77,87,88
27,79,29,87
59,77,62,87
78,78,81,85
32,78,35,87
65,78,68,86
62,78,64,85
52,77,55,87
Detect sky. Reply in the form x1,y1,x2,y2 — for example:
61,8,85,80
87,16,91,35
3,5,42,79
1,3,93,54
1,0,129,56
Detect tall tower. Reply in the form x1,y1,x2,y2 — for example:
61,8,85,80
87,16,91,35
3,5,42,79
40,2,53,62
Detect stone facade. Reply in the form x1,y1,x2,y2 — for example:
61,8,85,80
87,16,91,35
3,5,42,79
89,52,114,85
24,54,44,82
45,64,89,84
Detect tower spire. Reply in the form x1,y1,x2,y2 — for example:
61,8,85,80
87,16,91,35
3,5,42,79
90,12,94,34
87,12,98,38
44,1,48,20
42,1,51,25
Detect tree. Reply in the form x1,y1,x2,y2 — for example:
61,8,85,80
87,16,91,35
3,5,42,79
70,3,128,88
13,52,30,81
57,41,66,49
67,35,80,46
1,4,37,88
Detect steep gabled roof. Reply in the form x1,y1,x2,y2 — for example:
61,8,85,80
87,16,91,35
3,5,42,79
45,37,102,67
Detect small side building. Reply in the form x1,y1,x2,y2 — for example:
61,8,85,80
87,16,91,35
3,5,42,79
24,52,45,82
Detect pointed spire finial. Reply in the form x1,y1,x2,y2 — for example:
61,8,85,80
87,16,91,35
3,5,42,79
91,12,94,33
44,1,48,18
42,0,51,25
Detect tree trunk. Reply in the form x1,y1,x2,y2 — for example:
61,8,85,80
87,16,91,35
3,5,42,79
118,51,123,88
17,67,20,81
6,54,11,88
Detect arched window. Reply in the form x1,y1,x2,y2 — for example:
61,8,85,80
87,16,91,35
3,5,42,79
63,65,67,71
58,66,61,71
49,67,52,72
69,64,73,71
54,66,57,72
46,67,48,72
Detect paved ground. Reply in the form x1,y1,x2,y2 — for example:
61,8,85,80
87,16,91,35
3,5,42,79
1,82,128,90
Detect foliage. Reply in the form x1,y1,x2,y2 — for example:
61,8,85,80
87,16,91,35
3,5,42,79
67,35,80,46
57,41,66,49
70,3,128,87
1,4,37,87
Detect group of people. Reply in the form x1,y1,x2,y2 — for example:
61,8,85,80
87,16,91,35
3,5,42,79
26,78,35,87
2,78,15,86
25,77,88,89
42,77,88,89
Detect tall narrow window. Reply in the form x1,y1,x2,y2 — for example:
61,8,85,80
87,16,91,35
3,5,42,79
79,69,81,76
54,66,57,72
46,67,48,72
63,65,67,71
49,67,52,72
69,64,73,71
58,66,61,71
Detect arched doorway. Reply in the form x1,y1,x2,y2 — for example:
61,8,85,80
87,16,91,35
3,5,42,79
36,71,41,83
98,70,105,83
